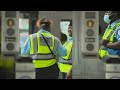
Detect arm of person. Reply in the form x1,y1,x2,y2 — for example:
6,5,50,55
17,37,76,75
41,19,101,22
106,41,120,49
21,36,30,55
101,39,109,47
56,37,67,56
66,68,72,79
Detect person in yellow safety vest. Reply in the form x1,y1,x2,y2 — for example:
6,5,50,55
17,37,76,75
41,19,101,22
21,17,67,79
60,32,67,45
99,11,120,59
59,20,73,79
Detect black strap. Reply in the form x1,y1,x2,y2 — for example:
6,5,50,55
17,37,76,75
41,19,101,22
40,34,56,59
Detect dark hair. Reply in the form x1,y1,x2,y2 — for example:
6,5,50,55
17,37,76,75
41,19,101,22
106,11,120,18
69,20,72,26
105,11,120,23
60,33,67,42
40,23,50,31
39,17,52,26
114,11,120,18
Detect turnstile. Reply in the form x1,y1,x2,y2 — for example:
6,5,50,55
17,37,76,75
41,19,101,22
15,55,35,79
102,55,120,79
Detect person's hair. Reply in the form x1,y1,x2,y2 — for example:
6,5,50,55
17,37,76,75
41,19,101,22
40,23,50,31
60,32,67,42
36,19,40,27
69,20,72,26
106,11,120,19
39,17,53,26
112,11,120,17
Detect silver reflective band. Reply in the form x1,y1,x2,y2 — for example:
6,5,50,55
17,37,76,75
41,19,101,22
59,58,72,64
32,54,54,60
110,76,120,79
19,76,32,79
32,34,38,54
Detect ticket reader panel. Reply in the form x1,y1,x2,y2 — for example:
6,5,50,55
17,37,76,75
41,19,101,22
72,11,104,79
81,11,99,56
1,11,19,55
79,11,104,79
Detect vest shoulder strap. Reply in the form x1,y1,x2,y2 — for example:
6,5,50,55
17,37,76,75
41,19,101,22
107,22,120,40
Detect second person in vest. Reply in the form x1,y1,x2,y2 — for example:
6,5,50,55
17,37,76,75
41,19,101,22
59,20,73,79
21,17,67,79
99,11,120,58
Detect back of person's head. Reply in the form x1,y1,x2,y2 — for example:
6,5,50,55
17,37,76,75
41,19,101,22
39,17,52,26
39,17,52,32
40,23,50,31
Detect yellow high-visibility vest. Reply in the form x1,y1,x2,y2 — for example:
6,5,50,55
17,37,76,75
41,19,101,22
30,32,56,68
59,41,73,73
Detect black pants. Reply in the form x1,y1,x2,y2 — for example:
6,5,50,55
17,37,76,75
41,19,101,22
61,72,67,79
35,63,59,79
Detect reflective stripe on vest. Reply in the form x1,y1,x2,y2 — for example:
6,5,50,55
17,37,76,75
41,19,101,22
59,58,72,64
99,22,120,58
103,22,120,43
32,54,55,60
30,32,56,68
59,41,73,64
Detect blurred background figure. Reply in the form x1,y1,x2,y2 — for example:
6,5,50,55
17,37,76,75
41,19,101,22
59,20,73,79
60,32,67,45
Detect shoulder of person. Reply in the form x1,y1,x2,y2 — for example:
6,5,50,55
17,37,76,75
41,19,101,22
116,25,120,30
29,33,37,36
53,36,61,43
116,26,120,36
54,36,59,40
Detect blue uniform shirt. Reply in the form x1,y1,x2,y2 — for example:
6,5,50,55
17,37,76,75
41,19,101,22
68,36,73,42
21,30,67,57
107,19,120,55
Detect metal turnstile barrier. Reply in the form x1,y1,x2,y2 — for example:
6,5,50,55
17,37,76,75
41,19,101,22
102,55,120,79
15,55,35,79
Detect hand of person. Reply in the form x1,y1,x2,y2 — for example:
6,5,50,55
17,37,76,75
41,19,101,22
66,69,72,79
102,39,109,47
100,45,107,50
